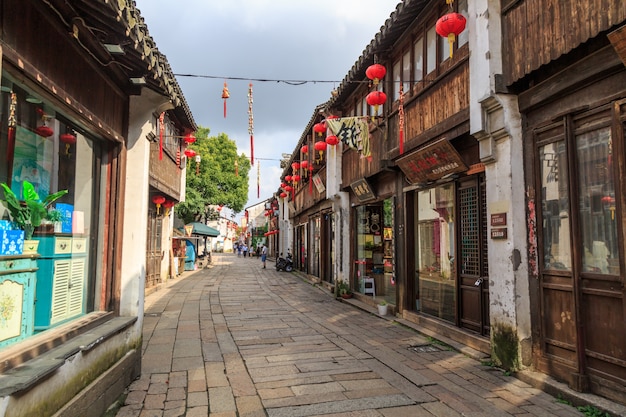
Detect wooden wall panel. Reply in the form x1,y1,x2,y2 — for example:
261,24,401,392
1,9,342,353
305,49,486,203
502,0,626,85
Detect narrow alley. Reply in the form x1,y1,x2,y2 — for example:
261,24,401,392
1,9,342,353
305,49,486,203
114,253,591,417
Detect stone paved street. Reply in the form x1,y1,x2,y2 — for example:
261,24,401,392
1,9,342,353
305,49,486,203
114,253,589,417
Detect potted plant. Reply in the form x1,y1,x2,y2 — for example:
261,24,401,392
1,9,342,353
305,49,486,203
1,181,68,253
44,208,65,234
336,279,352,299
377,299,388,315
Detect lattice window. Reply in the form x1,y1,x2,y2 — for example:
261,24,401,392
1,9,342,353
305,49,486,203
459,186,479,276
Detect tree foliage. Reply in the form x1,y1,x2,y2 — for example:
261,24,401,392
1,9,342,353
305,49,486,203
176,127,250,223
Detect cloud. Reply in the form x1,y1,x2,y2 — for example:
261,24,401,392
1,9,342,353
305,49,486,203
135,0,399,217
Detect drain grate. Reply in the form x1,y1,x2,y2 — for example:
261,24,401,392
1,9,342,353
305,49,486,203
408,344,441,353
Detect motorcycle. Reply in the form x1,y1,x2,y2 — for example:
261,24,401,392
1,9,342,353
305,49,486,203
276,252,293,272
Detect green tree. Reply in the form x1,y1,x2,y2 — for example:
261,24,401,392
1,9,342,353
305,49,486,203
176,127,250,223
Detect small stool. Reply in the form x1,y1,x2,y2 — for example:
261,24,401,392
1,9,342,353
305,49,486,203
363,277,376,296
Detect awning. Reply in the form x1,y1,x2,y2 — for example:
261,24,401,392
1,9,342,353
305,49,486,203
183,222,220,237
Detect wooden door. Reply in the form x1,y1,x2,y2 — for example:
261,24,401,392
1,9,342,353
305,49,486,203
457,176,490,335
145,210,162,289
534,104,626,402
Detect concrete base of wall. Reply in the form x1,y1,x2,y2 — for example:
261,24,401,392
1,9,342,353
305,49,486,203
52,349,141,417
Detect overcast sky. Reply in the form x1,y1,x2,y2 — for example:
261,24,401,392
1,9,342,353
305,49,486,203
134,0,400,219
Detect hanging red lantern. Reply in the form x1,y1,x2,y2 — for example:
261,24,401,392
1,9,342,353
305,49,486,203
314,140,327,161
436,12,466,58
162,200,176,216
280,182,287,189
325,135,339,146
152,195,166,214
280,192,288,199
35,125,54,138
365,63,387,85
184,149,196,158
60,132,77,156
285,175,292,182
292,174,301,183
366,91,387,116
221,82,230,118
300,160,309,170
301,144,309,154
184,133,196,144
284,185,293,192
292,162,300,171
313,122,327,137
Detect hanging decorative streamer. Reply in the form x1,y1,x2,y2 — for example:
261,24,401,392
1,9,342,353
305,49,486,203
159,112,165,160
7,93,16,180
176,148,181,167
257,162,260,198
221,82,230,118
398,84,405,155
248,83,254,165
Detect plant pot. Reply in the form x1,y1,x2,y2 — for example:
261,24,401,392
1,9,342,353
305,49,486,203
340,293,353,299
377,304,388,315
22,239,39,255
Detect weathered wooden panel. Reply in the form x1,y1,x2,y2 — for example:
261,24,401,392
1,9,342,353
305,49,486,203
149,142,181,197
388,63,470,156
2,1,127,135
502,0,626,85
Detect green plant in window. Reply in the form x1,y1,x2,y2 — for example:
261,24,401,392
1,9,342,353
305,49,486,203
0,181,68,239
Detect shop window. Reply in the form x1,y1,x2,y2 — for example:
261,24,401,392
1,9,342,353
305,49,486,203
540,141,572,271
576,127,619,274
0,75,106,345
413,38,424,86
426,25,438,75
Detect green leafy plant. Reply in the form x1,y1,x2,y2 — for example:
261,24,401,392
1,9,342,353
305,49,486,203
336,279,351,296
0,181,68,239
379,299,388,306
45,209,65,223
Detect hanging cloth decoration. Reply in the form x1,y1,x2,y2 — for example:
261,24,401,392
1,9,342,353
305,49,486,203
248,83,254,165
257,162,261,198
325,117,371,159
159,112,165,160
398,84,405,155
221,82,230,118
7,93,17,180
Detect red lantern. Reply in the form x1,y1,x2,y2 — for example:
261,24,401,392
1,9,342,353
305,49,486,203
280,182,287,189
280,192,288,199
292,174,301,183
325,135,339,146
35,125,53,138
365,63,386,85
162,200,176,216
60,132,77,156
184,133,196,144
184,149,196,158
314,140,327,161
300,160,309,170
366,91,387,115
221,82,230,118
301,145,309,154
285,175,292,182
436,12,467,58
152,195,166,214
284,185,293,192
292,162,300,171
313,122,327,137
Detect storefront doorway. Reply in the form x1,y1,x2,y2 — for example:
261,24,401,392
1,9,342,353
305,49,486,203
411,175,489,335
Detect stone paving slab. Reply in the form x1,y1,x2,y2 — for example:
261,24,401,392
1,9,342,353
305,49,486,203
114,253,599,417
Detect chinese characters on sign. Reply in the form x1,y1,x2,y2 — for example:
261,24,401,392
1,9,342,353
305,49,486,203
396,139,468,184
350,178,376,202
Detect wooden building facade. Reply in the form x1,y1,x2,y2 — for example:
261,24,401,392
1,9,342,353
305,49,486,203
502,0,626,404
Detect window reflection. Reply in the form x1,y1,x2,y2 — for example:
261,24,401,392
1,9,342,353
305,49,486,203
540,141,571,271
577,128,620,275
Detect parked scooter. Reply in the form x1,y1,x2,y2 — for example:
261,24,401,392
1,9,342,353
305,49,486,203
276,251,293,272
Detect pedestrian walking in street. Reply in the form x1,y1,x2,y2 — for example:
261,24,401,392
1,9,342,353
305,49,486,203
261,244,267,268
242,244,248,258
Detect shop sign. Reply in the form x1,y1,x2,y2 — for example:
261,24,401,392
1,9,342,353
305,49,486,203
312,173,326,193
491,228,508,239
491,213,507,226
351,178,376,202
396,138,468,184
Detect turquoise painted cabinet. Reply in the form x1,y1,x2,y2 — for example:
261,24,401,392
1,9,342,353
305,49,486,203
34,236,87,331
0,255,38,347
